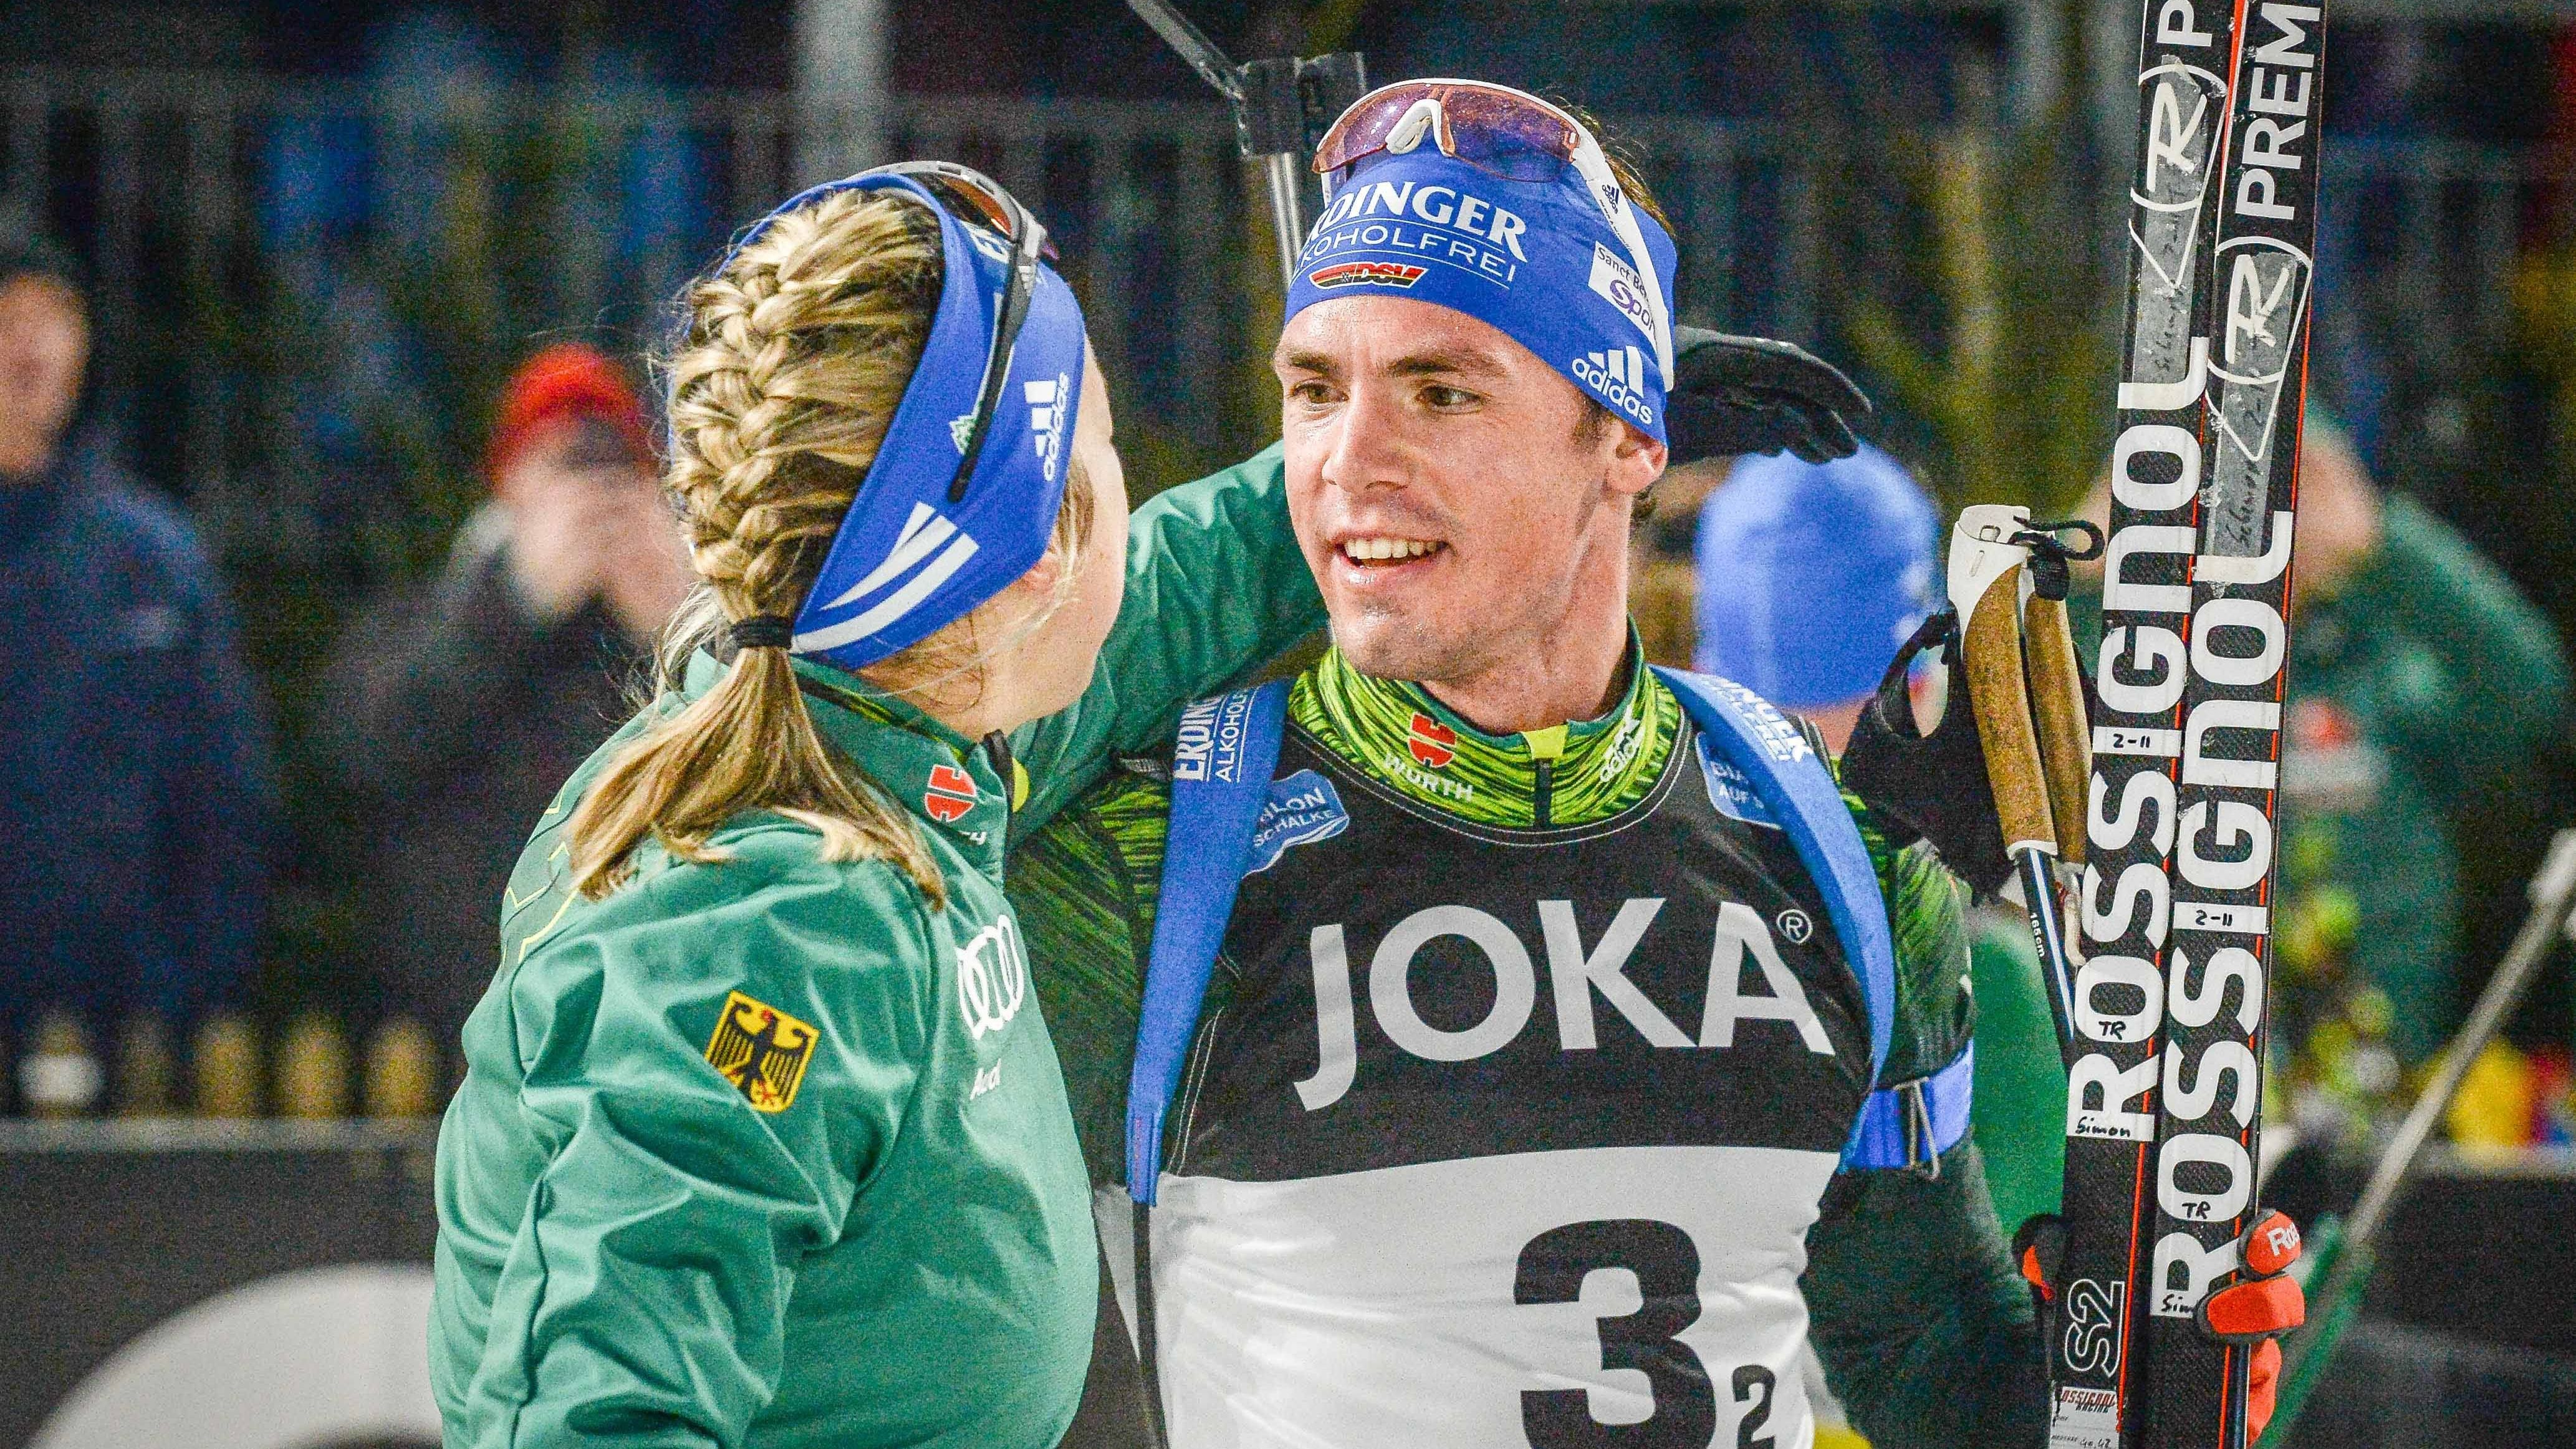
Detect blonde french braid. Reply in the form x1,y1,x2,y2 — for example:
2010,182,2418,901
566,190,952,900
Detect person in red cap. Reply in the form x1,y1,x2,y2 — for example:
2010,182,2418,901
318,344,693,1059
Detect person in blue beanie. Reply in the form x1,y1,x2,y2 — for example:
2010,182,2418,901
1693,443,1936,750
0,205,274,1104
1694,445,2069,1237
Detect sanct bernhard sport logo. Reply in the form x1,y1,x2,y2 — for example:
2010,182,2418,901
1572,345,1656,428
1309,259,1429,290
1587,243,1656,344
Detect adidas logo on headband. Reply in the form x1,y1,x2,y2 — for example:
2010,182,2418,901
1027,373,1070,484
1572,346,1655,428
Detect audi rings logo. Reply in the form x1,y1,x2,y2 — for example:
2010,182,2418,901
957,915,1030,1040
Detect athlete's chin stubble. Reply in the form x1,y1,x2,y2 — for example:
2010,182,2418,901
1332,605,1502,693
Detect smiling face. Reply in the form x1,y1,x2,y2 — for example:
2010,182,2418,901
1274,296,1664,715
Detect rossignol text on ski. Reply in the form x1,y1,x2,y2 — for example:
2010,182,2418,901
2070,0,2328,1445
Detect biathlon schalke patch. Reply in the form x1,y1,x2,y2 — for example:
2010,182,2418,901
1245,769,1352,877
706,991,818,1113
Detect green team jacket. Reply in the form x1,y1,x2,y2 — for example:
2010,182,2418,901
1969,903,2067,1233
430,448,1323,1449
1006,645,2044,1448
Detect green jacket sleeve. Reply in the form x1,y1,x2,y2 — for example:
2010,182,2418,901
1811,779,2044,1445
1837,762,1977,1086
1969,908,2069,1232
1805,1140,2045,1448
2333,494,2569,799
454,833,933,1448
1011,445,1323,841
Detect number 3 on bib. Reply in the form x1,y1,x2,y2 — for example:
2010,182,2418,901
1515,1219,1779,1448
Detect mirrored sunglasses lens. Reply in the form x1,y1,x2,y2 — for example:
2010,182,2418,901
1448,141,1570,182
930,173,1057,259
1436,89,1577,180
1314,85,1440,173
921,175,1017,236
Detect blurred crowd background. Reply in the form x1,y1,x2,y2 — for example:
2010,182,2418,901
3,0,2576,1155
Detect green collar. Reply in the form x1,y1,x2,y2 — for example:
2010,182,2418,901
1290,639,1679,830
679,650,1019,877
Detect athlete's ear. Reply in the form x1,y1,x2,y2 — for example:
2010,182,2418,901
1605,420,1666,499
1001,540,1066,604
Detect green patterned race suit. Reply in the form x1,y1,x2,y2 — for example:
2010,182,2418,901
1007,640,2044,1448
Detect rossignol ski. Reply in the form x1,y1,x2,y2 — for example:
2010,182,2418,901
2072,0,2328,1443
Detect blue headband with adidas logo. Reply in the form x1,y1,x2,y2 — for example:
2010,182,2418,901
1284,147,1678,444
751,171,1090,669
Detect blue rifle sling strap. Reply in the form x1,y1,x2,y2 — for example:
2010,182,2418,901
1653,668,1898,1132
1126,681,1290,1206
1847,1044,1975,1173
1125,683,1287,1442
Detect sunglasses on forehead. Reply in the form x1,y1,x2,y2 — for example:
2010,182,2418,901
1312,80,1675,389
728,160,1057,504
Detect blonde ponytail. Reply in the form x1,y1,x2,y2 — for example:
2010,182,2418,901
566,190,953,901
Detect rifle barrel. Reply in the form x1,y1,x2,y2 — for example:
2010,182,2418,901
1125,0,1243,103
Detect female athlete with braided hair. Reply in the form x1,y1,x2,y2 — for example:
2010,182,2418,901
430,170,1322,1449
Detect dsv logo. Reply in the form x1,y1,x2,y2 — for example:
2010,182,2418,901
958,915,1030,1040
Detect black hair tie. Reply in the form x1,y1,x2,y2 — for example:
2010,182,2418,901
730,615,796,650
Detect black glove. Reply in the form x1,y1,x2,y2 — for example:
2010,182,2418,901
1837,608,2012,896
1665,326,1874,466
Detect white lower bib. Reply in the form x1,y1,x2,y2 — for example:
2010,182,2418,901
1103,1143,1841,1449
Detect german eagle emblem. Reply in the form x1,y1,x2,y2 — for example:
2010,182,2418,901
704,991,817,1113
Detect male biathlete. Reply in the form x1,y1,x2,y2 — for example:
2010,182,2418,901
1008,80,2303,1447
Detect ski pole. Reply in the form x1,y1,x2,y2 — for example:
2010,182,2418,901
2015,520,2105,892
2267,826,2576,1437
1948,504,2080,1060
1123,0,1367,292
